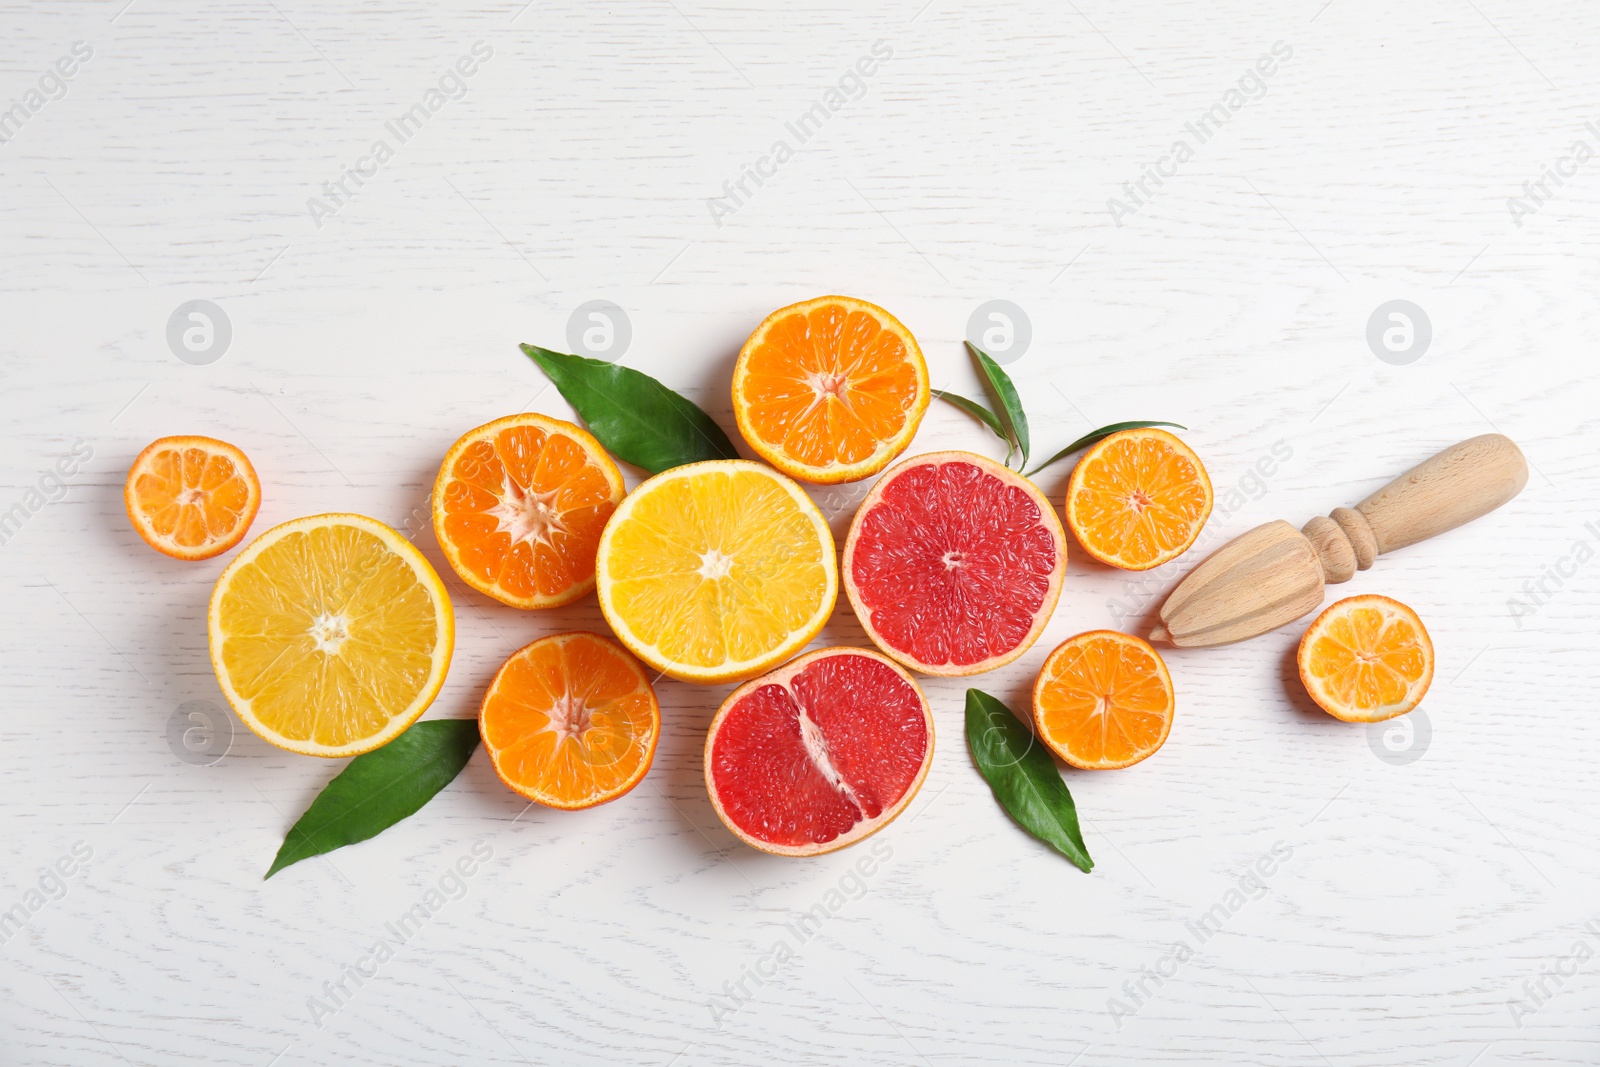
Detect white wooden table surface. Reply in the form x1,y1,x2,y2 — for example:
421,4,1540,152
2,1,1598,1063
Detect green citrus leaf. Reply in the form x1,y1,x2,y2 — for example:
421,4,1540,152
1024,421,1189,477
521,343,740,473
265,720,481,879
967,342,1029,470
965,689,1093,872
932,389,1009,443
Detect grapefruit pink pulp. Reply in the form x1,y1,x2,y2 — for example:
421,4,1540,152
704,648,934,856
843,451,1067,675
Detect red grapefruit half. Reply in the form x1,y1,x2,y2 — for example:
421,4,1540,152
704,647,934,856
843,450,1066,675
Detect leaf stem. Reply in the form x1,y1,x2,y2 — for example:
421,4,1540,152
1023,421,1188,477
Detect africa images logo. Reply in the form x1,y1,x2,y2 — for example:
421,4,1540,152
306,42,493,228
706,40,893,227
306,841,494,1027
0,41,93,147
708,839,892,1027
1106,41,1293,226
1505,121,1600,228
1106,841,1294,1029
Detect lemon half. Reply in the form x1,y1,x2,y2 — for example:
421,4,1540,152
596,461,836,684
208,513,454,757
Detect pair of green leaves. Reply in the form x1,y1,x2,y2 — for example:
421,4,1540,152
936,342,1185,477
933,343,1032,469
966,690,1093,872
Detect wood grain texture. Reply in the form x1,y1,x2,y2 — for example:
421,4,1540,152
1153,519,1329,647
1351,433,1528,555
2,0,1599,1064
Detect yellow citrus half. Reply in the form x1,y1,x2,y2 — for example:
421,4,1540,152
595,460,837,684
208,513,455,757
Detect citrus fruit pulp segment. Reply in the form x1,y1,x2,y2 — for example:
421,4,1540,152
597,460,837,684
705,648,933,855
209,514,454,757
1066,428,1212,571
1033,631,1174,770
733,296,929,484
480,632,659,809
1298,594,1433,722
433,414,624,609
843,451,1065,676
125,435,260,560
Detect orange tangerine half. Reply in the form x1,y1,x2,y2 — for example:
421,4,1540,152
125,435,260,561
432,414,624,609
1065,428,1212,571
1298,594,1434,723
479,632,660,809
1033,630,1175,770
732,296,929,484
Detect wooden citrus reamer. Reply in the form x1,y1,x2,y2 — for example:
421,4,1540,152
1149,434,1528,648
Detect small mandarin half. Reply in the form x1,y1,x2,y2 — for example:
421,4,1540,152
1033,631,1175,770
1297,594,1434,723
432,413,624,609
125,435,260,560
843,450,1066,676
704,647,934,856
1065,428,1212,571
596,459,837,684
480,632,659,810
732,296,930,484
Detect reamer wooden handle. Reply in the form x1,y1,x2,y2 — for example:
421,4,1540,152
1300,433,1528,583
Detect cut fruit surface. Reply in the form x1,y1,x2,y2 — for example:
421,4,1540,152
1065,428,1212,571
125,435,260,560
596,460,837,684
480,632,659,810
843,450,1066,676
433,413,624,609
1298,594,1433,723
732,296,929,484
209,514,454,757
705,647,933,856
1033,631,1174,770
